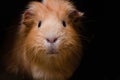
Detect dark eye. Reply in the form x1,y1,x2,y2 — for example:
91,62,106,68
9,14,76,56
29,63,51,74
62,20,66,27
38,21,41,28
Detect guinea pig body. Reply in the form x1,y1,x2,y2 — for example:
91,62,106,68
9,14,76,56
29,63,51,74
5,0,84,80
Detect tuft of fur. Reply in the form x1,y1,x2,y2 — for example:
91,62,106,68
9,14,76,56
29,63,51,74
5,0,84,80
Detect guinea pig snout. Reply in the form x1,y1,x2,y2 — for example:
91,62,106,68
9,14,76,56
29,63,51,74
45,37,59,54
46,37,58,43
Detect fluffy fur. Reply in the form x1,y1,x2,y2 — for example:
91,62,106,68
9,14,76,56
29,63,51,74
5,0,84,80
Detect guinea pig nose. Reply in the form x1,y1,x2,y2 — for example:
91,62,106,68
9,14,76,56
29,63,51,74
46,37,58,43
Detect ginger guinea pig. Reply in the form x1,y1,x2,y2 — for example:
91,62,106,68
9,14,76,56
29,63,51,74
6,0,84,80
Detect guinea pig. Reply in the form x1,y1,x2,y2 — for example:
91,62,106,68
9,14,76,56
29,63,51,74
5,0,84,80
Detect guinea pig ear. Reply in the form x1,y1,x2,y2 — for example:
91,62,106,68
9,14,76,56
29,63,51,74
23,9,34,20
22,9,34,26
68,10,84,22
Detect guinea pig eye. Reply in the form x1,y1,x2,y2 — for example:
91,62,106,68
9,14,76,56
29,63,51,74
38,21,41,28
62,20,66,27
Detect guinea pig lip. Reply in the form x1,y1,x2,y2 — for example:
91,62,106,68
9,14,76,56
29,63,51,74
47,45,58,54
48,50,57,54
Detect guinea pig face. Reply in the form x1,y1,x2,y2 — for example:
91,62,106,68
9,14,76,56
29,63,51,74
21,1,83,62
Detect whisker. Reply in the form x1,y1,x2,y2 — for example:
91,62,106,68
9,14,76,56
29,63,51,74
77,34,94,43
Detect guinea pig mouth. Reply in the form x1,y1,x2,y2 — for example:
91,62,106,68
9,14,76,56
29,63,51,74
47,45,57,54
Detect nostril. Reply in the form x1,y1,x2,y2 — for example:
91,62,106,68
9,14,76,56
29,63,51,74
54,38,57,42
46,38,58,43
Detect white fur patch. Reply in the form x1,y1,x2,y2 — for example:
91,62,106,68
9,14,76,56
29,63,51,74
31,65,45,79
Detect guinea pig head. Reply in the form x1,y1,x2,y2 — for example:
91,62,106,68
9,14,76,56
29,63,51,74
20,0,84,71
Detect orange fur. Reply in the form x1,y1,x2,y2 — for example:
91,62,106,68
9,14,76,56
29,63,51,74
6,0,84,80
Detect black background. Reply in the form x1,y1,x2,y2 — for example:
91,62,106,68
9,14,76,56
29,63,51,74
0,0,103,80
